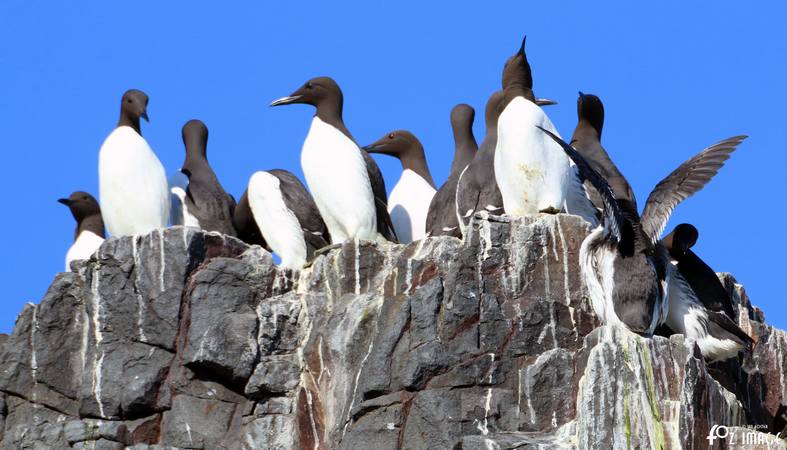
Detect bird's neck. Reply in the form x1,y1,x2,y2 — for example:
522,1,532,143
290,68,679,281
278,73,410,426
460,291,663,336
450,129,477,175
316,101,354,141
76,214,105,241
118,112,141,134
399,152,435,188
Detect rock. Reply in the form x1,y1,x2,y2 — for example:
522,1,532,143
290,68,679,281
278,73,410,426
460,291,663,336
0,216,784,448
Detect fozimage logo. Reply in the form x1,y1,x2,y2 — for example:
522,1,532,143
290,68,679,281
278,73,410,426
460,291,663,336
707,424,769,445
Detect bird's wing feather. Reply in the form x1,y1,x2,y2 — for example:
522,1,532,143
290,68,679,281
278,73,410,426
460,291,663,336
361,150,398,242
640,135,746,245
538,126,625,242
268,169,331,248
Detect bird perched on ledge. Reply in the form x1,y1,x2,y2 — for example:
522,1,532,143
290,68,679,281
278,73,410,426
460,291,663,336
541,127,748,361
364,130,436,244
58,191,105,271
270,76,397,245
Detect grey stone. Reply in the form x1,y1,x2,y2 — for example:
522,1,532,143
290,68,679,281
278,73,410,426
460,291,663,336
159,395,236,448
246,355,301,397
0,216,784,448
182,257,260,385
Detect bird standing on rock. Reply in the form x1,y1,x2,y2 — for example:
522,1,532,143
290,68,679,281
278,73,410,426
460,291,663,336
98,89,170,237
568,92,635,221
270,76,397,245
494,37,570,216
662,223,752,361
58,191,105,271
244,169,330,269
541,127,748,361
364,130,436,244
174,120,237,236
426,104,478,238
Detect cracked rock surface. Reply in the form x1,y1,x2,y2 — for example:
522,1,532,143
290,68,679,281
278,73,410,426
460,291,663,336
0,215,784,449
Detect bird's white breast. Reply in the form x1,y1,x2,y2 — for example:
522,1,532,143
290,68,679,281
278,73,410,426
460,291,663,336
99,126,170,237
167,172,199,228
248,171,308,269
65,231,104,271
494,97,570,215
387,169,436,244
301,117,376,243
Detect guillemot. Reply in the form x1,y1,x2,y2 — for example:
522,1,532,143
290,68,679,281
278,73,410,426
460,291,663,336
98,89,169,237
270,76,397,244
364,130,436,243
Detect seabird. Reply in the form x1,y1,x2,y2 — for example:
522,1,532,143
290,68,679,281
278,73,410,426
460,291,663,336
425,104,478,238
540,127,746,343
98,89,170,237
454,91,506,232
270,76,396,244
364,130,436,243
569,92,636,217
245,169,330,268
662,223,752,361
175,120,237,236
494,37,570,216
58,191,105,271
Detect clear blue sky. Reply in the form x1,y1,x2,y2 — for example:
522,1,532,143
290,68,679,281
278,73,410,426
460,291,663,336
1,2,785,332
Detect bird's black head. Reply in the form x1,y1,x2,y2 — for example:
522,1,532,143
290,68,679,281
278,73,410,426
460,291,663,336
118,89,149,134
502,36,533,92
182,119,209,159
664,223,699,259
270,76,343,111
578,92,605,137
58,191,101,222
363,130,422,160
450,104,475,133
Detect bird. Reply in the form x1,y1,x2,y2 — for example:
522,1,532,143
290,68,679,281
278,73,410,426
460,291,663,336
540,126,746,347
174,120,236,236
58,191,105,271
494,37,571,216
244,169,330,269
98,89,170,237
270,76,397,244
363,130,436,243
661,223,752,361
569,92,636,217
455,91,506,233
425,104,478,238
662,223,738,319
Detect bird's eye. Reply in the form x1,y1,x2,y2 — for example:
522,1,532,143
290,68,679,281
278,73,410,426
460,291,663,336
389,133,395,139
126,98,132,103
307,82,313,89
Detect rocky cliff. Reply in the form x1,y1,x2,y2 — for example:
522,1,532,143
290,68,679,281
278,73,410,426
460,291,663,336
0,214,784,449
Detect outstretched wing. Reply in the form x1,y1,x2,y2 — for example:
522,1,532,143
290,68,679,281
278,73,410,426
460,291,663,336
640,135,746,245
538,126,626,242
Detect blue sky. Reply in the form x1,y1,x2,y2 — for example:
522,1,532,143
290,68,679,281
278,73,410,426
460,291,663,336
1,2,785,332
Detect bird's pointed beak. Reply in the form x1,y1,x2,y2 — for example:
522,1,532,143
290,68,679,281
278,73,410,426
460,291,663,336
578,91,586,99
535,98,558,107
520,35,527,56
361,144,382,153
141,110,150,122
270,95,303,107
57,198,72,206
